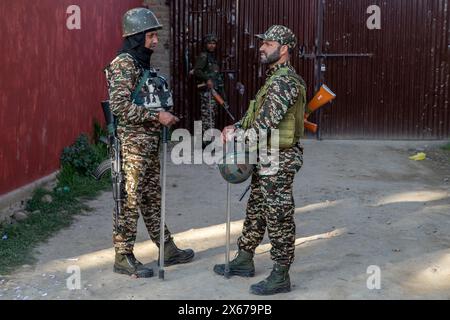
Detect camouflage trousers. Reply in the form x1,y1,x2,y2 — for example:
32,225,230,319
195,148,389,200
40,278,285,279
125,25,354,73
114,132,172,255
237,144,304,266
200,90,219,135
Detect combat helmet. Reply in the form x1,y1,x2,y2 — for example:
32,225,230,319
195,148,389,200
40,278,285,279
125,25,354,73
203,34,218,45
218,151,255,184
122,8,163,38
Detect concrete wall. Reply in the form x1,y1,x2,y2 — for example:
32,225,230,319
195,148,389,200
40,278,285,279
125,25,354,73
144,0,171,81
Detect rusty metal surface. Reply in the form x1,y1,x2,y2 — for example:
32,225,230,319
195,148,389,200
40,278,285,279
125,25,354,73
2,0,447,196
171,0,317,131
0,0,142,195
320,0,449,139
170,0,449,139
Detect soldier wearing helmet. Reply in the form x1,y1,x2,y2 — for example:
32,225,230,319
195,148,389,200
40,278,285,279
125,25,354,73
214,25,307,296
104,8,195,278
193,33,226,147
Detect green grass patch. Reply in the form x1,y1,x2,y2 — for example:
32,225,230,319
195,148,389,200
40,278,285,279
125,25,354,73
0,127,111,275
441,142,450,151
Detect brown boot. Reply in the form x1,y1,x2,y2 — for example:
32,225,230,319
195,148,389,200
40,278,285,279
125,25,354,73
159,239,195,267
114,252,153,278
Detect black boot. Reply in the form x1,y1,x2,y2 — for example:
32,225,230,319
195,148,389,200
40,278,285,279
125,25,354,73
249,263,291,295
213,250,255,277
114,253,154,278
159,239,195,267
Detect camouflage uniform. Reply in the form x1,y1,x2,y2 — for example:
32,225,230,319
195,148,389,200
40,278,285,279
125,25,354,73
194,38,225,134
105,53,172,254
235,27,306,267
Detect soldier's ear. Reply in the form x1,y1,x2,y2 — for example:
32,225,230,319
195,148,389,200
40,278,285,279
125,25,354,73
280,44,289,56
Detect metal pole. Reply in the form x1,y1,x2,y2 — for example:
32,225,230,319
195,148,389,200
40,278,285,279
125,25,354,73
209,90,214,132
159,126,169,280
316,0,325,140
115,137,122,234
225,181,231,279
224,140,233,279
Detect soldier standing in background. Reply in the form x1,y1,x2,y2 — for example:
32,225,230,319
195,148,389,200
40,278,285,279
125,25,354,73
194,34,226,148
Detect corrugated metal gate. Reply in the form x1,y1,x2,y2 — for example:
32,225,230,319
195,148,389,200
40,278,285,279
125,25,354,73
319,0,449,139
170,0,449,139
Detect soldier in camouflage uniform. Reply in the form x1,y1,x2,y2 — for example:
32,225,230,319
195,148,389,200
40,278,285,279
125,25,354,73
193,34,226,146
214,25,306,295
105,8,194,278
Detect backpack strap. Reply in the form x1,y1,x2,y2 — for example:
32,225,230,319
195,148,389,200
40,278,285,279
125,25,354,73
131,69,150,105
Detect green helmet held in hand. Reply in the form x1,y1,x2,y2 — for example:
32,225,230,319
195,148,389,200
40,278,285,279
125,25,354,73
122,8,163,38
218,151,255,184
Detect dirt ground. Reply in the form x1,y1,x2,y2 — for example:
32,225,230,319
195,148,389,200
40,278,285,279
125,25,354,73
1,140,449,300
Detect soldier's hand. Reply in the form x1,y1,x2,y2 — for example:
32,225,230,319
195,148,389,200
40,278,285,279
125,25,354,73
222,125,236,143
158,112,180,127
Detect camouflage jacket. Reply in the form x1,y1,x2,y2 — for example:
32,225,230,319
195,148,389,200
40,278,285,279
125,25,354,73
236,62,305,146
194,52,224,90
105,54,161,136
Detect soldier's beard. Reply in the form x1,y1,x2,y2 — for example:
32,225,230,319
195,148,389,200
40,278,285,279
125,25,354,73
260,47,281,65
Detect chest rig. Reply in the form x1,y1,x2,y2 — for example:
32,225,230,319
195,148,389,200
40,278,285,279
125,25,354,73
132,68,174,111
241,66,306,149
205,53,224,88
114,53,174,111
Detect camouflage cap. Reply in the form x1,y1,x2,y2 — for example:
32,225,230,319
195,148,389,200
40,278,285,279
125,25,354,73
255,25,297,49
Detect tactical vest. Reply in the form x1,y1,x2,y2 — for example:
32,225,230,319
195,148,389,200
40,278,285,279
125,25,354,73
110,53,174,111
241,67,306,149
197,52,224,89
207,54,224,88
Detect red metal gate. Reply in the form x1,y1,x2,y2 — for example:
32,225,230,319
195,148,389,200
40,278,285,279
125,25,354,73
170,0,450,139
319,0,449,139
171,0,317,132
0,0,142,196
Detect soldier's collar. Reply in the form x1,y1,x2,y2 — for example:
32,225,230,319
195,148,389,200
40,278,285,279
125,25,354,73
266,61,291,77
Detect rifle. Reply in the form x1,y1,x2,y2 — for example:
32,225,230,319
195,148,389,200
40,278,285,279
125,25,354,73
92,101,123,234
304,84,336,133
304,118,318,133
198,83,235,121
